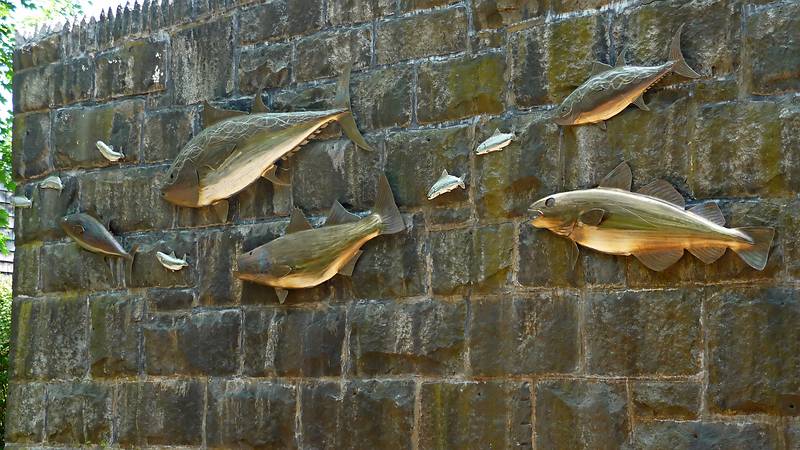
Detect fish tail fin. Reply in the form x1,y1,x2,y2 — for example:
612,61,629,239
333,63,374,152
732,227,774,271
374,173,405,235
669,24,701,79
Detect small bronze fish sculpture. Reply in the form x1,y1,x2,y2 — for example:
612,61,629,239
235,173,405,303
96,140,124,161
161,64,373,218
475,129,514,155
552,24,700,127
61,213,139,282
427,169,466,200
39,176,63,192
156,251,189,272
528,162,774,271
12,196,32,208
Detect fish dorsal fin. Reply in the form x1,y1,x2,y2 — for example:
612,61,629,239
202,101,247,128
492,128,502,136
326,201,360,226
441,169,449,178
170,251,176,258
286,208,312,233
338,250,363,277
591,61,613,75
633,248,684,271
688,202,725,226
579,208,605,226
637,180,684,208
253,89,269,113
614,48,626,67
598,162,632,191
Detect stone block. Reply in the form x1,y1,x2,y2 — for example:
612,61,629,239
4,382,45,443
509,24,548,107
53,99,144,170
745,2,800,95
535,380,629,450
11,296,87,380
13,64,52,112
299,380,414,449
171,16,234,104
631,381,700,420
89,293,143,378
234,178,275,222
95,37,167,99
51,56,94,106
142,107,196,162
584,289,701,376
472,0,544,31
15,34,61,70
419,381,532,449
351,65,413,130
197,228,242,305
206,380,297,448
430,227,472,295
295,26,371,82
349,298,466,376
39,242,116,293
12,112,51,180
127,231,198,289
115,380,205,446
547,14,607,103
44,382,112,444
706,286,800,416
417,53,505,124
143,309,240,376
239,0,323,44
399,0,451,11
242,306,346,377
550,0,609,13
17,175,79,245
12,244,40,297
327,0,394,25
628,421,781,450
146,288,195,312
238,42,292,94
469,292,580,376
376,7,467,64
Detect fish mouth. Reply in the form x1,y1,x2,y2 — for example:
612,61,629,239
529,209,544,221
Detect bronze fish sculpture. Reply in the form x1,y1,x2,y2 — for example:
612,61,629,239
528,162,774,271
61,213,139,282
552,24,700,127
235,173,405,303
161,64,373,216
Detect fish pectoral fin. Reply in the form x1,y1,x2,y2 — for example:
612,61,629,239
614,47,627,67
633,248,684,271
632,94,649,111
567,240,580,270
598,162,632,191
253,89,269,113
202,101,247,128
591,61,613,75
286,208,313,233
687,202,725,226
271,264,293,278
325,201,360,226
338,250,363,277
275,288,289,304
262,165,292,186
578,208,605,226
688,246,726,264
637,179,684,207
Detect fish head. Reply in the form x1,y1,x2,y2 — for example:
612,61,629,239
60,214,87,239
237,247,274,277
551,100,580,126
160,164,201,207
529,193,581,236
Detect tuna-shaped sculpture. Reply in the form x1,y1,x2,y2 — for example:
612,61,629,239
528,162,774,271
161,64,373,218
39,175,63,192
60,213,138,281
427,169,466,200
475,129,514,155
551,24,700,127
235,173,405,303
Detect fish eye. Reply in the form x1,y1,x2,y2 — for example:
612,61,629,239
170,173,174,179
545,197,555,207
560,106,568,113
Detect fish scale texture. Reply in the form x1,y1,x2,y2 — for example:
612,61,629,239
6,0,800,448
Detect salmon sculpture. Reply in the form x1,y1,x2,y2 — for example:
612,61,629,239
235,173,405,303
60,213,138,281
528,163,774,271
551,24,700,127
160,64,373,217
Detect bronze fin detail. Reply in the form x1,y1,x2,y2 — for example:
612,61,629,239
325,201,360,226
202,101,247,128
638,180,684,207
286,208,312,233
338,250,363,277
688,202,725,226
598,162,632,191
633,248,684,271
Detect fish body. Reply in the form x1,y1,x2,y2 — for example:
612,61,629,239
12,196,32,208
427,169,466,200
552,24,700,126
156,251,189,271
39,176,63,192
60,213,133,260
97,141,124,161
476,129,514,155
235,174,405,300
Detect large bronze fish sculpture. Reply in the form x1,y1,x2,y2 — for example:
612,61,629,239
161,64,373,216
528,163,774,271
552,24,700,127
235,173,405,303
60,213,139,281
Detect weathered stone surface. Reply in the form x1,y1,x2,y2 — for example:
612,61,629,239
239,0,323,44
535,380,629,450
39,242,116,292
295,26,371,82
235,178,276,222
12,112,51,180
745,2,800,95
420,381,532,449
17,175,79,245
349,298,465,376
53,99,144,170
15,34,61,70
547,15,607,102
352,65,413,130
584,289,701,376
4,382,45,443
44,382,112,444
327,0,394,25
95,37,167,99
142,107,195,162
88,294,142,378
706,286,800,416
52,56,94,106
146,288,194,312
430,227,472,296
243,306,346,377
115,380,204,446
13,64,52,112
11,296,87,380
550,0,609,13
627,421,781,450
299,380,415,449
206,380,297,448
171,16,234,104
631,381,700,420
469,292,579,376
143,309,240,376
127,231,197,289
417,53,506,124
472,0,544,31
376,7,467,64
12,243,40,297
509,24,548,107
399,0,451,11
788,421,800,450
197,228,242,305
238,42,292,94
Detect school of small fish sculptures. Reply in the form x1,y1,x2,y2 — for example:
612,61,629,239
43,24,776,298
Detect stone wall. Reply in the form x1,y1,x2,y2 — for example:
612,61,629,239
6,0,800,447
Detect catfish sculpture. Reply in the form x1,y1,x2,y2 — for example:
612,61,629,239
161,64,373,218
552,24,700,128
60,213,138,282
528,162,774,271
235,173,405,303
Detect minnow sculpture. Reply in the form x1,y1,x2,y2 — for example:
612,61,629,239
235,173,405,303
427,169,466,200
528,162,774,271
97,140,124,161
161,64,373,218
61,213,138,282
12,196,32,208
39,175,63,192
156,251,189,272
475,129,514,155
552,24,700,127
